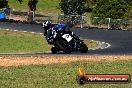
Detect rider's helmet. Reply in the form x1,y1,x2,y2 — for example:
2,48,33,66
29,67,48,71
42,21,52,31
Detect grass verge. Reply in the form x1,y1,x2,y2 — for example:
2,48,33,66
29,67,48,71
0,60,131,88
8,0,60,14
0,28,98,53
0,28,51,53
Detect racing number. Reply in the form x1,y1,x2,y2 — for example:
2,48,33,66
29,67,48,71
62,34,73,42
65,34,70,39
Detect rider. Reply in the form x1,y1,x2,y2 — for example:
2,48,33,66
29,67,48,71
42,21,70,44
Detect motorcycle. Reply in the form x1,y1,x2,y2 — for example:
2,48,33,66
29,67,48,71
46,28,88,54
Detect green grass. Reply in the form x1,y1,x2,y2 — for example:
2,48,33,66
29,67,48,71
0,29,51,53
0,60,132,88
83,39,97,48
8,0,60,14
0,28,97,53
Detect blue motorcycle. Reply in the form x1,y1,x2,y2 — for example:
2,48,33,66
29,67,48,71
46,27,88,54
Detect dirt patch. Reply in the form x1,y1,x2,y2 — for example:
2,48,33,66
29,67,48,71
0,55,132,67
8,15,27,21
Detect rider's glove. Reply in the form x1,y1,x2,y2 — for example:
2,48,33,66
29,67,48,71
48,39,54,42
47,39,54,45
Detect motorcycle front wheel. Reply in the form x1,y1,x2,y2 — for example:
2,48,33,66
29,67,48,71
63,50,71,54
79,42,88,53
51,46,60,54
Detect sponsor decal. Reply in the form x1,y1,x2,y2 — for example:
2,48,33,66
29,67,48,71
76,66,131,85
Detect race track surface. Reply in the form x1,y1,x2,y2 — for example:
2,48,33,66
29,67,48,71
0,22,132,55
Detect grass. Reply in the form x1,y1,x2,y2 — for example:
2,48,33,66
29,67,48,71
0,28,51,53
83,39,97,48
0,28,97,53
0,60,131,88
8,0,60,14
8,0,93,25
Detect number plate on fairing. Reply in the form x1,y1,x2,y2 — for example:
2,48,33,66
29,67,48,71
62,34,73,42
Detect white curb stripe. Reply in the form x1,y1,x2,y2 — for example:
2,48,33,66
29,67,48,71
39,33,43,35
89,41,111,50
6,29,9,31
31,32,35,34
23,31,27,32
14,30,18,32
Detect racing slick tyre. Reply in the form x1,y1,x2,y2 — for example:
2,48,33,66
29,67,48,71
51,46,59,54
79,43,88,53
63,50,71,54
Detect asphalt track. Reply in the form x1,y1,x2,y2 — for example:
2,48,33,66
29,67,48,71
0,22,132,55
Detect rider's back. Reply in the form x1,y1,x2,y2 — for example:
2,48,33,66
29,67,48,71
53,24,66,31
